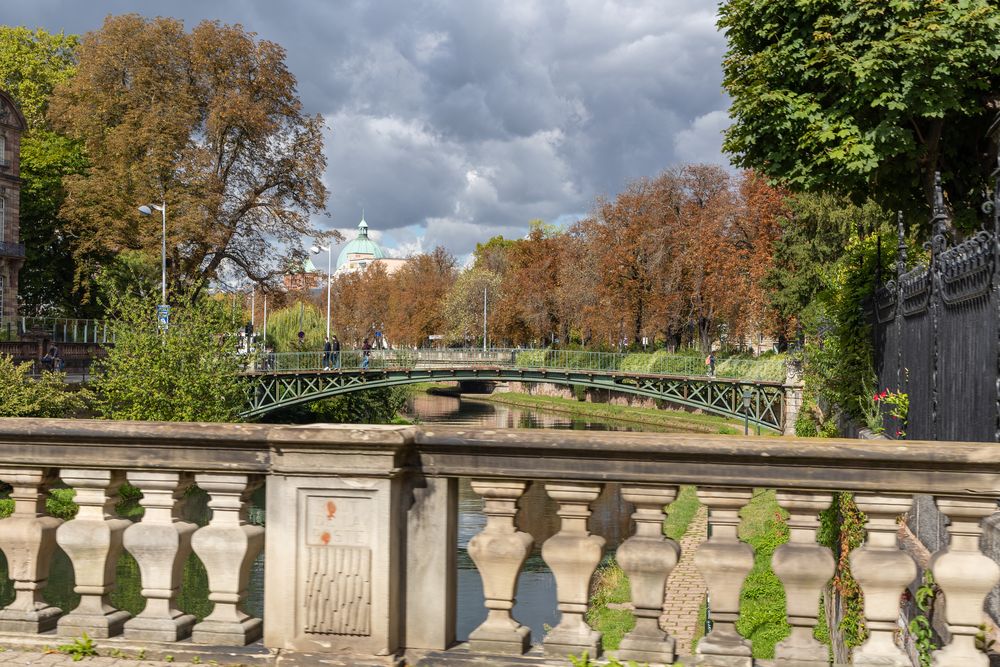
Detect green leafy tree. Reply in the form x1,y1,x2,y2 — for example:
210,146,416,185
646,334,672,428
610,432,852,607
93,292,247,422
0,355,89,417
767,193,888,336
719,0,1000,226
48,14,329,300
0,27,88,315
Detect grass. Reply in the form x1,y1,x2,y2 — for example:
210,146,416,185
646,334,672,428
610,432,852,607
586,562,635,650
736,489,791,659
485,391,747,434
663,485,700,541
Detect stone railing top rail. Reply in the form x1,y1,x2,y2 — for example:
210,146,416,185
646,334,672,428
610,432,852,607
0,419,997,496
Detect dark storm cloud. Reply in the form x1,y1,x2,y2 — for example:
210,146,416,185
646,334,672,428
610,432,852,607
7,1,732,258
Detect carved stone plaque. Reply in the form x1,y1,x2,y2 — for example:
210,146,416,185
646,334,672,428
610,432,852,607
302,494,373,636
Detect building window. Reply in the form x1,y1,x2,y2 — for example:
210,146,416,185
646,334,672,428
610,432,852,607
0,196,5,244
0,133,5,165
0,274,4,319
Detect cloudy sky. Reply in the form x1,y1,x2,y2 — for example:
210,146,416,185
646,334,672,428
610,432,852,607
7,1,732,261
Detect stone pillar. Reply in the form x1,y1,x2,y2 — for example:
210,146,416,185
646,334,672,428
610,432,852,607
782,358,804,436
56,469,132,638
541,482,605,658
931,496,1000,667
122,471,197,641
615,485,680,665
851,494,917,666
693,487,754,666
772,491,834,663
467,480,533,654
0,468,63,632
190,473,264,645
405,476,457,651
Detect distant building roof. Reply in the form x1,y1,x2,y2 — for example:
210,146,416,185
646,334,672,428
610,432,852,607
336,214,386,271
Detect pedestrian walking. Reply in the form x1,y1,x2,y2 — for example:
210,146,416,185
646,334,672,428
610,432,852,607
332,335,341,369
323,337,332,370
705,352,716,377
362,338,372,370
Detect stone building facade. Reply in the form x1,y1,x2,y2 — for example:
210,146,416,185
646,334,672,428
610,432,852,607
0,90,26,321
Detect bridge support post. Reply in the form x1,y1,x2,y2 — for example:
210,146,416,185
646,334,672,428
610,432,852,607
782,359,805,436
263,425,415,662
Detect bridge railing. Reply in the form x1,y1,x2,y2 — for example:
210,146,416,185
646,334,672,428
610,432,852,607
0,317,114,344
0,419,994,665
254,347,787,381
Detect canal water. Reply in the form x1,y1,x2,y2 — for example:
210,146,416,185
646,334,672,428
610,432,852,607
1,391,684,643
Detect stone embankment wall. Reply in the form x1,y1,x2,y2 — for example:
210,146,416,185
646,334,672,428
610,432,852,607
504,381,677,412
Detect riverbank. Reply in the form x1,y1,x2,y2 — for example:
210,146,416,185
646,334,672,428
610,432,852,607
476,390,745,434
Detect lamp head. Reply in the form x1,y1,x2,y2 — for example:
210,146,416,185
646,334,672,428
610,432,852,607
138,205,152,216
311,244,329,254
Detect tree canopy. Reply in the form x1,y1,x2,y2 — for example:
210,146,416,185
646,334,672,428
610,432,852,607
0,27,88,315
48,14,330,301
719,0,1000,227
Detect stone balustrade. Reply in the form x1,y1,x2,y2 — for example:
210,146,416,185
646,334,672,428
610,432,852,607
0,419,996,666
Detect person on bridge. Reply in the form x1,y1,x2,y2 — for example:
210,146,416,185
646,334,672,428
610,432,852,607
361,338,372,369
323,337,332,370
332,335,341,369
706,352,716,377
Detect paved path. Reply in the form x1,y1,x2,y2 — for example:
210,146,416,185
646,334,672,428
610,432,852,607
660,504,709,657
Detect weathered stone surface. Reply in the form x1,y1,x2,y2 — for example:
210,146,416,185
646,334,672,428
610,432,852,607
693,487,753,666
931,496,1000,667
772,491,834,664
852,494,917,667
541,483,604,659
191,474,264,645
405,476,457,651
466,480,533,655
56,469,131,638
0,467,63,633
615,485,678,665
122,471,197,642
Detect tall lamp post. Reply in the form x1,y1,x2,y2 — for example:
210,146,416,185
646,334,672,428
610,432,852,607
311,243,333,339
138,202,168,327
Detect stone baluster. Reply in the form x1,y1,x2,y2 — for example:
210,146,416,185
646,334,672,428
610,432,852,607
0,468,63,632
467,480,533,654
56,469,132,637
931,496,1000,667
615,485,680,665
693,487,754,666
190,474,264,645
772,491,834,663
850,494,917,666
541,482,605,658
122,471,197,641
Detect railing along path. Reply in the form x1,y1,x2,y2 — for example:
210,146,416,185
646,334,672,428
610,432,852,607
0,419,995,666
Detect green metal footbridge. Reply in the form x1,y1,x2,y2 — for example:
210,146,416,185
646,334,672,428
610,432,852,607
241,348,795,432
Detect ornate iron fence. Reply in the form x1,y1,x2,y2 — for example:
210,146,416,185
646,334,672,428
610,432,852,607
874,172,1000,441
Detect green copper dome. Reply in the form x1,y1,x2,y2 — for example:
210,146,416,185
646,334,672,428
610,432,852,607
336,215,385,271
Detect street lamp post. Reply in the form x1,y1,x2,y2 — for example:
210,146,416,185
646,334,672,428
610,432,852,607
311,243,333,339
138,202,168,327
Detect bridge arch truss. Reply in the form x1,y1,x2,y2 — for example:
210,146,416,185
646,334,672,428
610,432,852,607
242,368,786,431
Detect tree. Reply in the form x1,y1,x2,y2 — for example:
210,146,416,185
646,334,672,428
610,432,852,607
0,27,88,315
48,14,329,301
719,0,1000,227
93,292,247,422
389,247,456,346
0,355,89,417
